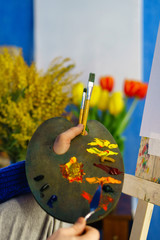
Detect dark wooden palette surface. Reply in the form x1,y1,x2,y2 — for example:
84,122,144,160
26,117,124,223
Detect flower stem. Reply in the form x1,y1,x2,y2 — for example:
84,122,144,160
115,98,138,136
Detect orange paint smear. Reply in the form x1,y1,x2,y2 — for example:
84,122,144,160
60,157,85,183
81,191,114,211
81,191,92,203
100,195,114,211
86,177,121,185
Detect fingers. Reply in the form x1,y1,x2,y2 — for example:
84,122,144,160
53,124,85,155
77,226,100,240
61,217,86,236
47,218,100,240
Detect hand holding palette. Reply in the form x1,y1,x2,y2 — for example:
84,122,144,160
25,117,124,223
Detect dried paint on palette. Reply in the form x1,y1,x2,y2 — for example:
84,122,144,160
100,156,115,163
100,195,113,211
81,191,92,204
93,163,123,175
88,138,118,149
86,147,118,157
60,156,85,183
85,177,121,185
47,195,57,208
102,184,114,193
34,175,44,181
40,183,49,192
87,138,118,158
81,191,114,211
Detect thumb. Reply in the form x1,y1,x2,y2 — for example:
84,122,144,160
62,124,84,141
73,217,86,235
63,217,86,236
53,124,84,155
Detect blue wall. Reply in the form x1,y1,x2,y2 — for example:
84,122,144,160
0,0,34,65
123,100,145,175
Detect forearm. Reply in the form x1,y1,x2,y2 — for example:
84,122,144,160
0,160,30,203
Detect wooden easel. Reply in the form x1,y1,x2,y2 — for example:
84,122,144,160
121,23,160,240
122,137,160,239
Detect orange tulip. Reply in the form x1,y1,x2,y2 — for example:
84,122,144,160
100,76,114,92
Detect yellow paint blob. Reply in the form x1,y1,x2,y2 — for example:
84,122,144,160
88,138,118,149
100,156,115,163
86,147,118,157
60,157,85,183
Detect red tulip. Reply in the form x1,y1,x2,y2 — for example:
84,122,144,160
124,80,148,99
124,80,140,97
100,76,114,92
136,83,148,99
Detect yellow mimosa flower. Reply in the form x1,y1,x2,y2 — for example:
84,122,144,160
90,85,101,107
0,49,78,162
98,89,109,111
108,92,124,115
72,82,84,105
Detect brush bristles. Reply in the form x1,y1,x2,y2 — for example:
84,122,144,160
89,73,95,82
84,88,87,92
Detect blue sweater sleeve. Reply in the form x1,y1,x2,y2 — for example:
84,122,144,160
0,161,31,203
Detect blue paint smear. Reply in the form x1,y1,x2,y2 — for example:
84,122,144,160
90,185,102,212
47,195,57,208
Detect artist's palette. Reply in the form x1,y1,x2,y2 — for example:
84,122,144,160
26,117,124,223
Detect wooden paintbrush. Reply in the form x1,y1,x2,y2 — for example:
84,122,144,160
81,73,95,135
79,88,87,124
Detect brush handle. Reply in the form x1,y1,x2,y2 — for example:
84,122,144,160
81,99,90,135
79,109,84,124
84,210,95,221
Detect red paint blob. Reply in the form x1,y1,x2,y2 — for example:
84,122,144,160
93,163,123,175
